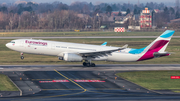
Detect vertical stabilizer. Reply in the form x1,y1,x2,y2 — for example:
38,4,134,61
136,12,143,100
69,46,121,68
138,30,175,61
144,30,174,53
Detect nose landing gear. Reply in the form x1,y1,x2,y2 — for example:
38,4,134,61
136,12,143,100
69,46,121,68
20,53,24,60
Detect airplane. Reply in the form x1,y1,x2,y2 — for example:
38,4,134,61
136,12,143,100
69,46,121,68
6,30,175,67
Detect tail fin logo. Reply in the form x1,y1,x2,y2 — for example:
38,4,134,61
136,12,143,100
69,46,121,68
148,40,169,51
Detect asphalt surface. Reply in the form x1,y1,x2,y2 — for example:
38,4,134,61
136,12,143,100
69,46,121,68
0,65,180,101
1,36,180,39
0,64,180,71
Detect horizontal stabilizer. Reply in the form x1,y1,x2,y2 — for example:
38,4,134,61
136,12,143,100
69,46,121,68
153,52,170,57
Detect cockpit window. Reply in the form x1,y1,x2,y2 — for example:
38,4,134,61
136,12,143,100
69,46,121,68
10,41,15,43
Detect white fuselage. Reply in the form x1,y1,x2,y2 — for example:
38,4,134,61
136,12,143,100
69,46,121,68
6,30,174,64
6,39,143,62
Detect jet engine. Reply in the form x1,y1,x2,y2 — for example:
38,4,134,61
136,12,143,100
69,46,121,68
63,53,83,62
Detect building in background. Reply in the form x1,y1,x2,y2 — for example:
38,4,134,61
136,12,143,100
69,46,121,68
140,8,152,28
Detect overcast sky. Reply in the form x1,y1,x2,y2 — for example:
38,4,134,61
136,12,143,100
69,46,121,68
31,0,174,4
1,0,176,6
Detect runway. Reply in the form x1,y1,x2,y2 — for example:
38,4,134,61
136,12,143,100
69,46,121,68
1,36,180,39
0,64,180,71
0,64,180,101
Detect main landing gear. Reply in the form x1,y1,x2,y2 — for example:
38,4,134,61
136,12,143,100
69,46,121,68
20,53,24,60
83,62,96,67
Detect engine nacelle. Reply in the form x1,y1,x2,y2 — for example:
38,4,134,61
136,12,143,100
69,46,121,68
63,53,83,62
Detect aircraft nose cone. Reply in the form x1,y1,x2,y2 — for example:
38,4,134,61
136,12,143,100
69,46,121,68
6,43,10,48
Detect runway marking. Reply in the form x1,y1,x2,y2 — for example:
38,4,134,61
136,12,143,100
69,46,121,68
32,78,104,81
41,88,125,91
74,80,105,82
32,79,56,80
39,80,69,83
89,88,125,90
42,89,83,90
54,69,86,91
39,80,106,83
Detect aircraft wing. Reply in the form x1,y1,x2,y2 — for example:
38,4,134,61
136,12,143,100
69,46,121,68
78,44,128,58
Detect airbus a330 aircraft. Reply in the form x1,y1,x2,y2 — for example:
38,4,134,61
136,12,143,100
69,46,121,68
6,30,175,67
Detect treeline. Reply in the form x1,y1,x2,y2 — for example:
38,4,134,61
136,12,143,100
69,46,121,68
5,2,167,15
6,10,86,29
0,1,178,29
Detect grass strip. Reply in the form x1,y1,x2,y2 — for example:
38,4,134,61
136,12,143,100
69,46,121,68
0,74,19,91
116,71,180,90
0,31,180,37
174,91,180,93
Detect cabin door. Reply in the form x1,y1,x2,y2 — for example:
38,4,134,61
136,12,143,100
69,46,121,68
20,41,24,47
51,44,55,50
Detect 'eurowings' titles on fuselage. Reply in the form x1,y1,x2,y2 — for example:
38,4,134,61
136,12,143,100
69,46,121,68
25,40,47,46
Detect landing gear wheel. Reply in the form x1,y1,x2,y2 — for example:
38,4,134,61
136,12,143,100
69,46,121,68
21,56,24,60
83,62,96,67
58,57,63,60
83,62,87,66
91,63,96,67
86,63,90,67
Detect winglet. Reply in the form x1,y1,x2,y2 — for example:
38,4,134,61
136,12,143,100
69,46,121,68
101,42,107,46
122,44,128,49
